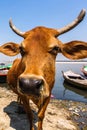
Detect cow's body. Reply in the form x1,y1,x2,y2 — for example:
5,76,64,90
0,9,87,130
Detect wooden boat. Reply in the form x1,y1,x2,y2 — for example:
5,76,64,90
0,63,12,83
62,70,87,90
0,69,8,83
81,65,87,76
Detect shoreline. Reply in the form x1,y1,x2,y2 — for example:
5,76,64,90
56,61,87,64
30,98,87,130
50,99,87,130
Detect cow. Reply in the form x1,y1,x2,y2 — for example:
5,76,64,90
0,9,87,130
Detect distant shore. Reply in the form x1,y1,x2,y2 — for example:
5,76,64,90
56,61,87,64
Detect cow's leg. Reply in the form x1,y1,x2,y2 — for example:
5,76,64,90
37,96,50,130
17,95,26,113
20,95,34,130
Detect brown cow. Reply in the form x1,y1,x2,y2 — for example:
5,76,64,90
0,9,87,130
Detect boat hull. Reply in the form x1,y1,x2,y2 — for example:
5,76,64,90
0,74,7,83
62,70,87,90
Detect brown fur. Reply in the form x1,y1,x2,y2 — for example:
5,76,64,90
0,26,87,130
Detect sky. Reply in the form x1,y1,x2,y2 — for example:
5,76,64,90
0,0,87,62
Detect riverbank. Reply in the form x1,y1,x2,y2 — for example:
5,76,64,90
0,84,87,130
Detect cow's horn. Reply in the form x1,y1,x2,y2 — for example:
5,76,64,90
9,19,25,37
56,9,86,36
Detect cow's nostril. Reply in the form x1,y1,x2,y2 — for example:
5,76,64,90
19,77,29,90
35,79,44,89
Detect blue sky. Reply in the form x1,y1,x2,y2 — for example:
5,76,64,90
0,0,87,62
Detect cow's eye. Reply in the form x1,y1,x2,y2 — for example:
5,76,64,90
49,46,59,55
19,46,25,56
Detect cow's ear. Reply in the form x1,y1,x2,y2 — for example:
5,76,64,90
61,41,87,60
0,42,20,56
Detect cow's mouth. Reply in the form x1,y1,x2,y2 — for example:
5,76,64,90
18,83,44,97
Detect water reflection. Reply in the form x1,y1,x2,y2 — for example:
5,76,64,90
63,81,87,99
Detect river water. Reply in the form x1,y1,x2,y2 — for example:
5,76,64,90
52,62,87,103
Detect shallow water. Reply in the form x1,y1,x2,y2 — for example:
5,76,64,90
52,62,87,103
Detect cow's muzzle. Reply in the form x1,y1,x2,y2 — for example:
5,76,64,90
18,77,44,96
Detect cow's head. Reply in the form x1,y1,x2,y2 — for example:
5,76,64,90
0,9,87,99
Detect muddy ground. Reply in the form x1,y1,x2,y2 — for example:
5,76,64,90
0,83,87,130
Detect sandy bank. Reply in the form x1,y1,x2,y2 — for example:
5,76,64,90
0,84,87,130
